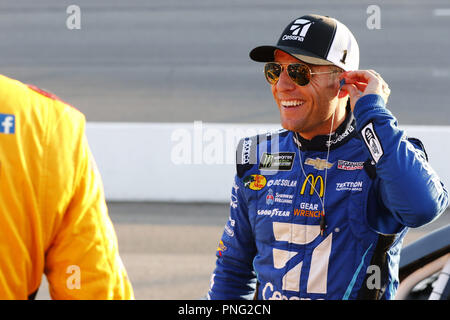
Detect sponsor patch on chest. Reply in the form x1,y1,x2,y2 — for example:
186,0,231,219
336,181,363,192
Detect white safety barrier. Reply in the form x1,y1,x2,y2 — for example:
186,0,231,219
86,122,450,203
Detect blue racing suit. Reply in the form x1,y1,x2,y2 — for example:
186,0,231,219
207,94,448,300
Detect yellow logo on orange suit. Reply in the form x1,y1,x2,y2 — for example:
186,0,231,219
300,174,324,198
243,174,267,191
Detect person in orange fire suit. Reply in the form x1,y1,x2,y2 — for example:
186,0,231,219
0,74,134,299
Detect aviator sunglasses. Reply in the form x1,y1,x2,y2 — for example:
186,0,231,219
264,62,340,86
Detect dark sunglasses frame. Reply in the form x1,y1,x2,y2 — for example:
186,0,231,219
264,62,340,86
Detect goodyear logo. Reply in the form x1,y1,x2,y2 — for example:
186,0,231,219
243,174,267,191
300,174,324,198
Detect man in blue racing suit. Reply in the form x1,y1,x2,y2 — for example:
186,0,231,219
207,14,448,300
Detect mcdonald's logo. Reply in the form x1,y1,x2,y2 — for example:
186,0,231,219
300,174,324,198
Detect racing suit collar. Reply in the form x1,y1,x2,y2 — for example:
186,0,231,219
293,104,356,151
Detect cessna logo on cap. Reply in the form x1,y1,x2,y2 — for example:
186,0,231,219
282,19,313,42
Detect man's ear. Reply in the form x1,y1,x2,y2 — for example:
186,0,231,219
338,88,349,99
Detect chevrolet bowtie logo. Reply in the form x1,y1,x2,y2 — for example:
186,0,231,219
304,158,334,170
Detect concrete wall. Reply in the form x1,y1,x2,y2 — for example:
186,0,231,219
86,122,450,203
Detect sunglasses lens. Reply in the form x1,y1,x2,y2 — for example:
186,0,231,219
264,63,281,85
287,64,311,86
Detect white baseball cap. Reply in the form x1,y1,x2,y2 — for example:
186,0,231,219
250,14,359,71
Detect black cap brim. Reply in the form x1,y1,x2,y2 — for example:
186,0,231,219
249,45,333,66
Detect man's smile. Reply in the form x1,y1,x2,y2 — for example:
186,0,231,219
280,99,306,108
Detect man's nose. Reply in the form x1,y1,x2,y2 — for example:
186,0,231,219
276,68,296,92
